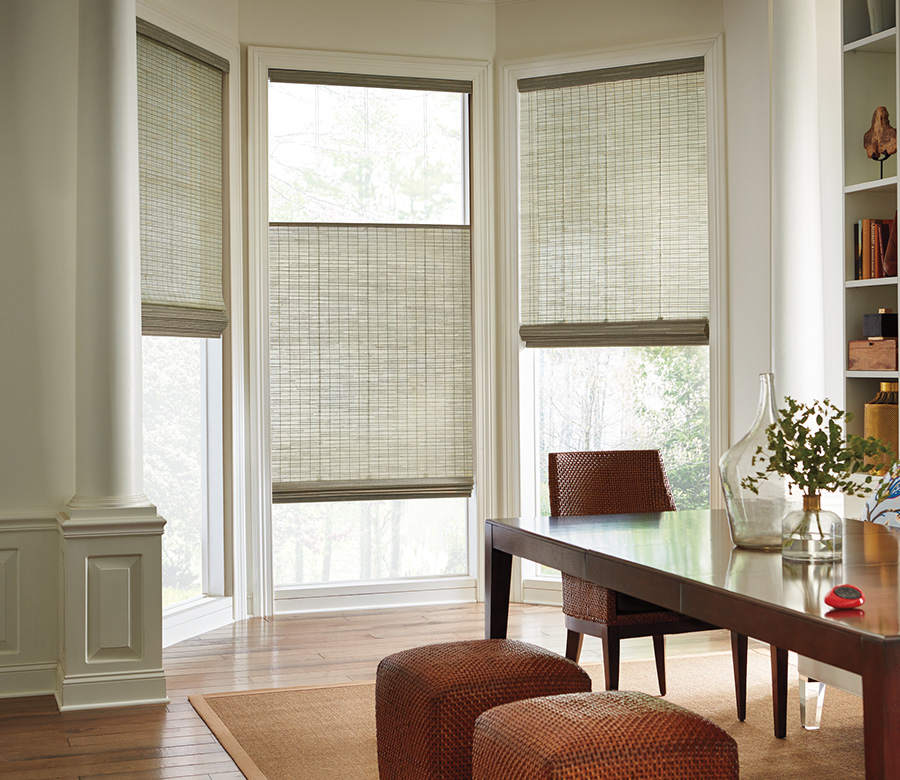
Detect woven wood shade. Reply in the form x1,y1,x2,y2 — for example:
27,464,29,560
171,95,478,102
137,31,228,338
269,224,473,502
518,58,709,348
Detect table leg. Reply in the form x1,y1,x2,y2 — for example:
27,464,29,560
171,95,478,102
484,523,512,639
862,640,900,780
771,645,788,739
731,632,747,722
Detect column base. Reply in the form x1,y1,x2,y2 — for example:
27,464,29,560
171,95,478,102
55,664,169,711
57,505,167,710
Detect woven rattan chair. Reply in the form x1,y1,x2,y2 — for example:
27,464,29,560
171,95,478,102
549,449,749,720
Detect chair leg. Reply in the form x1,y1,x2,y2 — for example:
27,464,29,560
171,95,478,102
771,645,788,739
565,629,584,663
602,631,620,691
652,634,666,696
731,631,748,721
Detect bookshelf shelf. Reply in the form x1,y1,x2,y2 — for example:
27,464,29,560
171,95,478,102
844,26,897,53
846,370,900,379
845,176,897,194
846,276,898,288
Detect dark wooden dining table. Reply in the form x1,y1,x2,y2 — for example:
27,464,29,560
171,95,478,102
484,509,900,780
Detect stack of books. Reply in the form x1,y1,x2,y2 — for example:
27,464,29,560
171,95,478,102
854,212,898,280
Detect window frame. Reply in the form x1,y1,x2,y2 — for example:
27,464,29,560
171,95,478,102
136,0,246,645
498,38,728,605
248,47,493,617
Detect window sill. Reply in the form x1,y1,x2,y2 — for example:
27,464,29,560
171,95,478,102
163,595,234,647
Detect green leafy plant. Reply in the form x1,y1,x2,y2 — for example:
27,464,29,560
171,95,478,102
741,397,893,498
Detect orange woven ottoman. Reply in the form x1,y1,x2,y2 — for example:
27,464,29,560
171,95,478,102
472,691,739,780
375,639,592,780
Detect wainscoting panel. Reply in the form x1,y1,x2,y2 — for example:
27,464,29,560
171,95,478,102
0,518,59,698
0,549,19,653
87,555,142,662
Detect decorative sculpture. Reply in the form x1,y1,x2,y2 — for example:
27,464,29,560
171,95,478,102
864,106,897,178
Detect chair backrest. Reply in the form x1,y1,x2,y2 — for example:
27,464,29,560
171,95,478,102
548,450,676,517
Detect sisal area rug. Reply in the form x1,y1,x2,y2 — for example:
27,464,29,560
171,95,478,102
190,649,864,780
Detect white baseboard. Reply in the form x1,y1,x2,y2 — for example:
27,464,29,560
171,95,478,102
522,577,562,607
163,596,234,647
274,576,477,614
0,661,57,699
55,665,169,711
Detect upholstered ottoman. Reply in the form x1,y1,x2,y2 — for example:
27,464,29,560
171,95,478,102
472,691,739,780
376,639,592,780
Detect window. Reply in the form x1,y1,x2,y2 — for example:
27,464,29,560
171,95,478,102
515,56,713,575
531,346,710,516
137,19,231,612
267,73,474,591
143,337,224,606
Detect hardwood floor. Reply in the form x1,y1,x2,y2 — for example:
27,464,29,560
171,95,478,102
0,603,748,780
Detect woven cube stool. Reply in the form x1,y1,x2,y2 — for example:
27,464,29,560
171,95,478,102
472,691,739,780
376,639,592,780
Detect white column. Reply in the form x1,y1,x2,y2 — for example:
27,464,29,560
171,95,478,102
57,0,166,710
771,0,842,404
70,0,146,508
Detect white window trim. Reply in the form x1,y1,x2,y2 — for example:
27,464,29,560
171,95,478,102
136,0,247,635
497,36,728,603
274,576,477,615
248,47,494,617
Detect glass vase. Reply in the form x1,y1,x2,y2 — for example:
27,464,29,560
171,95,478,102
782,495,843,562
719,373,795,549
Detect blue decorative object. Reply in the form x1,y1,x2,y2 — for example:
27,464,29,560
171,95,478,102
863,465,900,529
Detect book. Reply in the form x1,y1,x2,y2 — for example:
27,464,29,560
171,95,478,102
862,218,872,279
885,211,898,277
873,219,883,279
854,217,895,280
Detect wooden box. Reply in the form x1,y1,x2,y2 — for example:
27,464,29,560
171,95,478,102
848,339,898,371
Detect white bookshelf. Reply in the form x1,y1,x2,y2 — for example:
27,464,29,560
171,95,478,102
842,0,899,439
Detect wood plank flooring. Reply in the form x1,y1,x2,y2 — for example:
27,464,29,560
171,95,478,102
0,603,750,780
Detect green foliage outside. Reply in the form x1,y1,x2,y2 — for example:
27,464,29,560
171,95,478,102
143,336,204,608
537,345,710,513
272,499,468,587
269,83,466,225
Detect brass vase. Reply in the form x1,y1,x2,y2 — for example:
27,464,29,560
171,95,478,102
865,382,898,474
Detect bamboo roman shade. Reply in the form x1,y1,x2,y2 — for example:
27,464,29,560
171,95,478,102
136,20,229,338
518,57,709,348
269,224,473,502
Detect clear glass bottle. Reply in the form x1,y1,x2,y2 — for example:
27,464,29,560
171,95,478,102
719,373,795,549
782,494,843,562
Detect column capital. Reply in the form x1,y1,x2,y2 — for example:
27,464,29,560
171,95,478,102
58,505,165,538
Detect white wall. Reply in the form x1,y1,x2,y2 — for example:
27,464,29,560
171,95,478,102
0,1,78,516
496,0,722,59
152,0,239,40
0,0,79,696
238,0,495,59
